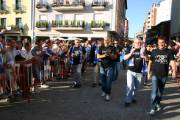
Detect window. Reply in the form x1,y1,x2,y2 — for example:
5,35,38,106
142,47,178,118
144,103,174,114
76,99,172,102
15,0,21,9
39,15,47,21
56,14,63,21
40,0,47,4
16,18,22,27
0,18,6,27
0,0,6,10
93,0,104,4
73,0,81,4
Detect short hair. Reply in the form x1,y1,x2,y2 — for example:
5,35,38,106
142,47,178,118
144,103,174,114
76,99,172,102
133,38,142,43
25,42,31,47
35,39,42,44
158,36,167,41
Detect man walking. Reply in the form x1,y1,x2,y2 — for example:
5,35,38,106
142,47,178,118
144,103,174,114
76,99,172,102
97,39,117,101
124,38,145,107
69,39,85,88
148,36,176,115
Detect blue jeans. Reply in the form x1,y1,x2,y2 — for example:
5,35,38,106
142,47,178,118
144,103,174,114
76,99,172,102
113,62,120,81
151,75,168,110
125,70,142,103
100,66,114,95
72,64,82,84
93,62,101,83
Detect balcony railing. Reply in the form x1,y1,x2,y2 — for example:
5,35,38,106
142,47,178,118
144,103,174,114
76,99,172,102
51,0,85,11
13,5,26,13
10,25,24,32
36,2,49,12
0,5,10,14
91,1,108,10
36,21,49,31
91,20,106,31
52,20,85,31
0,25,6,30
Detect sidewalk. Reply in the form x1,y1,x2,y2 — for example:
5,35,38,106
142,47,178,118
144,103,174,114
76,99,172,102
0,67,180,120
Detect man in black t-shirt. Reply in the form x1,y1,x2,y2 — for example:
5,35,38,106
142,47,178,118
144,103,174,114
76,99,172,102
124,38,145,107
97,39,117,101
69,39,85,88
113,40,123,81
122,41,131,70
148,36,176,115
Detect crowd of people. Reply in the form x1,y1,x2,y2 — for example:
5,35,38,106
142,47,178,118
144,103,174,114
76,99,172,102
0,33,180,115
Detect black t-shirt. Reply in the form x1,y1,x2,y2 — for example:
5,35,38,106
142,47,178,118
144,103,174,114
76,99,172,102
123,45,131,55
98,46,116,68
114,46,123,62
150,48,175,77
70,46,85,65
127,49,144,73
89,45,96,63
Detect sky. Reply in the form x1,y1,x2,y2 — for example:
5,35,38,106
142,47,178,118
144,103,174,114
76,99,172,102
126,0,159,38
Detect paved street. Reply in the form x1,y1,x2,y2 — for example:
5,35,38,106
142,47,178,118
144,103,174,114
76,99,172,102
0,67,180,120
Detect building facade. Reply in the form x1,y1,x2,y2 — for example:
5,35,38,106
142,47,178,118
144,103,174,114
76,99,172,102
0,0,33,40
143,3,158,43
170,0,180,41
34,0,127,40
124,18,128,40
156,0,172,25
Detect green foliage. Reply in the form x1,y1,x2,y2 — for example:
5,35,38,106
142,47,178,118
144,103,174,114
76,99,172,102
64,20,69,27
91,20,105,28
51,20,85,28
23,24,29,35
52,20,63,27
0,9,9,14
36,21,49,28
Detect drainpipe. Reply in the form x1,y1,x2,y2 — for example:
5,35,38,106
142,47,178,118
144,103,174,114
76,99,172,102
32,0,35,44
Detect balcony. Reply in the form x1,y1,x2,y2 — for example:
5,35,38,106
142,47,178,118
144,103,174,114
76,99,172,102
0,5,10,14
36,2,49,12
0,25,6,31
36,21,49,31
91,1,108,10
52,20,85,31
51,1,85,11
13,5,26,13
91,20,106,31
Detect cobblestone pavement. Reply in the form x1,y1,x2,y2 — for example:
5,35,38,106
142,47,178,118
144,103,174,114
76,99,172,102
0,67,180,120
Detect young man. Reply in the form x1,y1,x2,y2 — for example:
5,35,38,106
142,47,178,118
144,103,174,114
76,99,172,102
148,36,176,115
92,40,103,87
69,39,85,88
113,40,123,81
97,39,117,101
31,39,48,88
124,38,145,107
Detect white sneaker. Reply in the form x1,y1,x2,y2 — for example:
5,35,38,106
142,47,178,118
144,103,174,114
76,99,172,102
105,94,110,101
31,87,35,92
101,92,106,97
40,84,49,89
156,105,161,112
148,109,156,115
0,98,9,103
